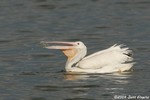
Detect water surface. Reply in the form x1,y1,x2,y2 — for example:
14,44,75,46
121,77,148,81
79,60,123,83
0,0,150,100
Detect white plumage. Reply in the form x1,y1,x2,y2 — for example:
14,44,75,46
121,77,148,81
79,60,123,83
78,44,133,68
43,41,134,73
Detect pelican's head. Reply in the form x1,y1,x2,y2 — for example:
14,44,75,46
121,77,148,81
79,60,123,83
42,41,87,61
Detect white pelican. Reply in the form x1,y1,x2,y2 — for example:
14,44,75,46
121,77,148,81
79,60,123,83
42,41,134,73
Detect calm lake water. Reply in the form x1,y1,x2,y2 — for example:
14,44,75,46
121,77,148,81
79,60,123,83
0,0,150,100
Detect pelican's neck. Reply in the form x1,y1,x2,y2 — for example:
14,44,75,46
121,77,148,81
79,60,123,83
65,50,87,71
65,60,76,71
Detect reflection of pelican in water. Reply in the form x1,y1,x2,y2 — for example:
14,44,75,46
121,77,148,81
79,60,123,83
42,41,134,73
64,73,90,80
64,71,132,82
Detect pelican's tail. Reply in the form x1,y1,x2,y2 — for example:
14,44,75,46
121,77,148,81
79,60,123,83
117,62,135,72
110,44,134,63
110,44,135,72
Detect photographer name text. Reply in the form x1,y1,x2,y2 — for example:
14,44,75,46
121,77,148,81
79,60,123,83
114,95,149,99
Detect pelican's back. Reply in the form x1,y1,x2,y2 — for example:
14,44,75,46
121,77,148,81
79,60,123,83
77,44,134,71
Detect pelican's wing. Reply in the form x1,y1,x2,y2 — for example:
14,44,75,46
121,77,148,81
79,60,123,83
77,44,133,69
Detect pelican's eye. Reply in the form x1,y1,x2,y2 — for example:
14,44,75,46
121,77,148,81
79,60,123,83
77,43,80,45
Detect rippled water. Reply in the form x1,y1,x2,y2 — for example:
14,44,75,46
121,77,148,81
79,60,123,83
0,0,150,100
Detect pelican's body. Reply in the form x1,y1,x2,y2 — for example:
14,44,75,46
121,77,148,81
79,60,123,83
42,41,134,73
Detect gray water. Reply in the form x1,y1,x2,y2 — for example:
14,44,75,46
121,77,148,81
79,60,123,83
0,0,150,100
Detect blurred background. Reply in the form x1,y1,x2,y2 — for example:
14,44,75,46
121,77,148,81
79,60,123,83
0,0,150,100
